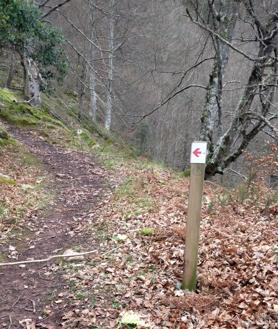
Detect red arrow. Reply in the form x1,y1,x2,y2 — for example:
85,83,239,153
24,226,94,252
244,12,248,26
193,148,201,157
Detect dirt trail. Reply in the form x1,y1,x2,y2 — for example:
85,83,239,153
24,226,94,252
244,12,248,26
0,127,105,328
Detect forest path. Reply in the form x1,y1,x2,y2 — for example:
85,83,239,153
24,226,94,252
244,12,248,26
0,127,106,328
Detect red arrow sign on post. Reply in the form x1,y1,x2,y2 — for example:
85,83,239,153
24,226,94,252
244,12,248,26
190,142,207,164
193,148,201,158
183,141,208,291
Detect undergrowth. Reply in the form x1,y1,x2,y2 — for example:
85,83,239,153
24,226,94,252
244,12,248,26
0,142,51,240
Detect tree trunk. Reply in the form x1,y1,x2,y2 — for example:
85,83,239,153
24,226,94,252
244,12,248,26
206,49,278,176
20,52,41,106
77,56,86,119
105,0,115,131
78,59,87,120
200,1,239,150
5,51,15,89
89,71,97,120
196,2,278,177
89,0,98,121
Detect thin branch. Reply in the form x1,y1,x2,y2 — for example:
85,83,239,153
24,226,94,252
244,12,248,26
39,0,52,8
136,84,207,123
261,128,278,140
185,10,260,62
65,39,110,92
41,0,73,19
243,112,278,136
225,168,248,181
57,10,112,53
0,248,118,267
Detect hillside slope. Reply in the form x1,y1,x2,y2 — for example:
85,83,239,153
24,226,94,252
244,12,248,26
0,89,277,328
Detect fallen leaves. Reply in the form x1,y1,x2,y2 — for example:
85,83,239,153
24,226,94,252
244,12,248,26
0,142,48,241
2,128,277,328
58,155,277,328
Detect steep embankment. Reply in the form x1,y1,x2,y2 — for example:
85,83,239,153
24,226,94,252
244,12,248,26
0,88,277,328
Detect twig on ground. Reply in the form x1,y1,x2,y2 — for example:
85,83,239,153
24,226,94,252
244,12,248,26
8,315,12,329
0,248,118,267
225,168,248,181
28,299,36,313
12,294,22,308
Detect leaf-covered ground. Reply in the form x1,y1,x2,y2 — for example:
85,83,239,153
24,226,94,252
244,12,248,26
0,112,277,328
59,153,277,328
0,142,48,243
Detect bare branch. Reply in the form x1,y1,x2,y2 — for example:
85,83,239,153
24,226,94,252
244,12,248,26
39,0,52,8
57,10,112,53
136,84,207,123
243,112,278,136
185,10,261,62
225,168,248,181
41,0,73,19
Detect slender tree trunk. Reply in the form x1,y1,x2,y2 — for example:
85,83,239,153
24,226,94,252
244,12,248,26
89,0,98,121
200,1,239,149
89,71,97,120
5,51,15,89
105,0,115,131
78,59,86,120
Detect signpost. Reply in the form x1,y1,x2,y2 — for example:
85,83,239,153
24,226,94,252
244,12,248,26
182,141,207,291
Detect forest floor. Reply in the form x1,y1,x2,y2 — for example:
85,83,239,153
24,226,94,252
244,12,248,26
0,122,277,329
0,126,106,328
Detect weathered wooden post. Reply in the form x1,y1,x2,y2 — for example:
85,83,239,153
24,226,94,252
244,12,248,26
182,141,207,291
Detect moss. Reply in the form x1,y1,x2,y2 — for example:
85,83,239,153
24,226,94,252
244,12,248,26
79,114,113,142
0,173,16,185
75,129,97,147
0,201,8,218
140,227,155,236
0,126,9,140
0,99,66,129
115,178,135,199
0,138,10,147
21,152,41,166
0,88,18,103
0,125,12,147
0,102,37,125
183,168,191,177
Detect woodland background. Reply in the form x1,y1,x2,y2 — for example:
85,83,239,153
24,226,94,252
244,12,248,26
1,0,277,185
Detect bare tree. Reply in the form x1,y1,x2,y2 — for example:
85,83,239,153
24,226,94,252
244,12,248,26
183,0,278,176
89,0,98,120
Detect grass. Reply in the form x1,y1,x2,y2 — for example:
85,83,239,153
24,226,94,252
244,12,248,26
0,88,18,103
115,178,135,199
0,122,14,147
139,227,155,236
0,201,8,219
0,173,16,185
114,177,155,220
0,140,51,238
21,150,41,166
0,101,66,128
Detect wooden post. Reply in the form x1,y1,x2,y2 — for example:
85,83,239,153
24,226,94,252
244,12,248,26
182,142,207,291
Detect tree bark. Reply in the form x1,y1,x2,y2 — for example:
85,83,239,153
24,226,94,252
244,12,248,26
194,2,278,177
105,0,115,131
89,0,98,121
5,50,15,89
78,58,87,120
20,52,42,106
200,0,239,149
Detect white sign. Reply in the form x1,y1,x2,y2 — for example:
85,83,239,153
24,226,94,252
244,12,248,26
190,141,207,164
